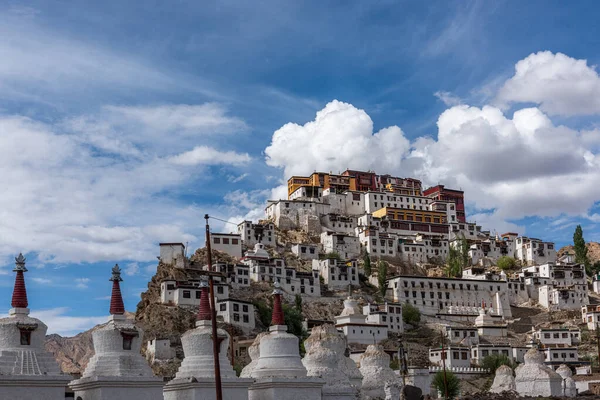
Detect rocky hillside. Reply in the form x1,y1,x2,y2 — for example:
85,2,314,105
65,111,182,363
558,241,600,264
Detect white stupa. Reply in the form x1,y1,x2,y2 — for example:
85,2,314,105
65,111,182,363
69,264,164,400
247,281,324,400
163,279,253,400
0,254,71,400
514,348,562,397
302,323,360,399
556,364,576,398
359,344,401,400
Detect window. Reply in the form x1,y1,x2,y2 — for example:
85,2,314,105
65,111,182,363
222,238,229,245
233,303,239,312
183,290,191,299
213,237,221,244
243,315,249,323
122,333,134,350
217,286,224,294
453,351,459,360
461,352,468,360
195,291,201,299
234,313,240,322
219,304,226,311
19,329,31,345
243,305,249,312
232,239,238,245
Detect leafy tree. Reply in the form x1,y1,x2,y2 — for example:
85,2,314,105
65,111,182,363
253,299,305,338
593,261,600,276
402,302,421,326
574,225,591,275
446,235,470,278
324,251,341,260
496,256,517,271
294,294,303,312
481,354,516,374
432,370,460,399
363,251,372,276
377,259,388,297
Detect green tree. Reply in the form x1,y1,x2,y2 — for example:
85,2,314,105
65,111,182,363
446,235,470,278
481,354,516,374
432,370,460,399
574,225,591,275
593,261,600,276
496,256,517,271
402,302,421,326
253,300,305,338
377,259,388,297
294,294,303,312
363,251,372,276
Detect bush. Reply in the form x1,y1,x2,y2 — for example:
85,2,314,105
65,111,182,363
402,302,421,326
481,354,516,374
496,256,517,271
432,370,460,399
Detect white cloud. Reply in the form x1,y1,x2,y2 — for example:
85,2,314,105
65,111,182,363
263,54,600,233
265,100,415,179
31,277,53,285
31,308,105,336
74,278,90,289
434,91,462,106
104,103,247,134
169,146,252,166
0,110,239,264
228,173,249,183
496,51,600,116
124,262,140,276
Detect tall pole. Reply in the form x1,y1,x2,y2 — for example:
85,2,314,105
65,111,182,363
440,330,449,399
596,322,600,369
205,214,223,400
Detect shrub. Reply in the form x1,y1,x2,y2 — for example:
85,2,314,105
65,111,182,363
432,370,460,399
496,256,517,271
481,354,516,374
402,302,421,326
363,252,372,276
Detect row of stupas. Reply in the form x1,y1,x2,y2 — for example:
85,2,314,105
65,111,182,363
0,254,404,400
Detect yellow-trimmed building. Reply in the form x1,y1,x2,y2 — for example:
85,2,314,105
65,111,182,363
372,207,447,224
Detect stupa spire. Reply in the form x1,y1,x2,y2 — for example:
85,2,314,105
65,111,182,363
11,253,28,309
197,279,212,321
109,264,125,315
271,280,285,326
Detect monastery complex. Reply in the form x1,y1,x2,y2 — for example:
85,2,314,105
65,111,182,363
2,169,599,399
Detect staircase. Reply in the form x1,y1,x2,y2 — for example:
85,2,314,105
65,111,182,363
16,351,42,375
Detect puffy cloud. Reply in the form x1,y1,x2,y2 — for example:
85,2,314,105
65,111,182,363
124,263,140,276
495,51,600,116
265,100,414,179
263,89,600,233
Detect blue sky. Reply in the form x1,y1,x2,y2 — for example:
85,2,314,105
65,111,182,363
1,1,600,335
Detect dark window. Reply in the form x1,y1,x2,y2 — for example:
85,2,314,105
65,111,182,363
223,238,229,245
243,305,249,312
217,286,224,294
232,239,239,245
122,334,134,350
195,291,201,299
219,304,226,311
213,237,221,244
183,290,191,299
234,313,240,322
166,284,175,290
19,329,31,346
243,315,249,323
233,303,239,312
